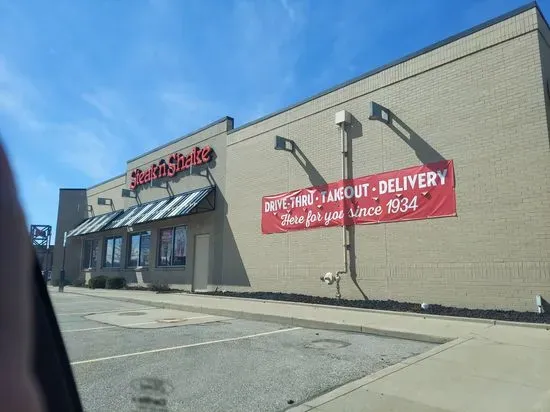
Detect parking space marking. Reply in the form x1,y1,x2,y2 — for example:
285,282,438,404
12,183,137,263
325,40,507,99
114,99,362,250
62,316,216,333
164,315,215,321
63,325,116,333
53,300,102,305
71,327,302,366
57,309,152,316
62,321,160,333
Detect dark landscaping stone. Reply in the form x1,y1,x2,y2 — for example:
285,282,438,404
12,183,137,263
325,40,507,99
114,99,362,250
199,291,550,325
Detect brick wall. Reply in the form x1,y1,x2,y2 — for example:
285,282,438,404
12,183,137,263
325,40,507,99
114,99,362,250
86,174,126,216
76,118,233,289
222,7,550,311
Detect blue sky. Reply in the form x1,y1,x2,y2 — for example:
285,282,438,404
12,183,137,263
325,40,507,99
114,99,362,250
0,0,548,243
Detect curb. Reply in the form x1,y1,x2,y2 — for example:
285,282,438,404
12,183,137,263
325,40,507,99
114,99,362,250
61,289,452,344
286,336,472,411
192,293,550,330
57,287,550,331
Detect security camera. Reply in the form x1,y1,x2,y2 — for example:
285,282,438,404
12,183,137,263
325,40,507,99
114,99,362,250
321,272,338,285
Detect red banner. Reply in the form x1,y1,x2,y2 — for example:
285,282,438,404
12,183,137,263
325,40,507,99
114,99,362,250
262,160,456,234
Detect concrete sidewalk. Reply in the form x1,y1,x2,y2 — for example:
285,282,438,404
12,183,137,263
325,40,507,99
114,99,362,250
54,287,550,412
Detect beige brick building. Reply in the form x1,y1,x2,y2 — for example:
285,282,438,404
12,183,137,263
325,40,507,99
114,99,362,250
54,3,550,311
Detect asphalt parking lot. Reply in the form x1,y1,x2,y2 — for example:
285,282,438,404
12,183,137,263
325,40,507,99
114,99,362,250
51,291,436,412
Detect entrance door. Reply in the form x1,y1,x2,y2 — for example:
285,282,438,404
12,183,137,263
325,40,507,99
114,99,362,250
193,234,210,291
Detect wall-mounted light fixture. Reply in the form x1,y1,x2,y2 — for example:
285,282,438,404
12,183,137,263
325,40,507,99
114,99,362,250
97,197,113,205
274,135,295,153
121,189,137,198
190,164,208,176
151,180,167,189
98,197,115,211
151,179,174,197
335,110,351,126
369,101,390,124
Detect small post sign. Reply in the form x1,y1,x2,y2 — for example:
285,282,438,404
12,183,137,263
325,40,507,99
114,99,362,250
60,231,68,292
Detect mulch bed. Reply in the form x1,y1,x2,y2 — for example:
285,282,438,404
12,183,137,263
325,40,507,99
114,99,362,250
199,291,550,325
125,285,190,294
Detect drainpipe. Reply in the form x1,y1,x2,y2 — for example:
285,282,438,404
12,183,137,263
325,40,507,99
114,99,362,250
334,110,351,299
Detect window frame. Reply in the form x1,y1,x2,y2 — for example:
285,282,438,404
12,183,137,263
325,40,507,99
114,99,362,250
157,225,187,267
81,238,99,270
127,231,151,268
103,236,123,268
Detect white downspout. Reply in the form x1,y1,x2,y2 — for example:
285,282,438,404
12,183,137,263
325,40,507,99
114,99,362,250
334,110,351,299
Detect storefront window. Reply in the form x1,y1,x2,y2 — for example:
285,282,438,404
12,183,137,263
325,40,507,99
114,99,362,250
128,231,151,267
103,236,122,268
82,239,98,269
158,226,187,266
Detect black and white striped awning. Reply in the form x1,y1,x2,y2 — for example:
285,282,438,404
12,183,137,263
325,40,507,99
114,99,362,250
67,210,123,237
106,186,215,230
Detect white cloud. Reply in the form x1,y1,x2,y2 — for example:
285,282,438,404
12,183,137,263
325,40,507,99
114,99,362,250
0,56,43,130
25,174,59,212
157,81,225,137
8,152,60,230
82,88,141,129
0,57,124,181
161,92,207,112
0,0,312,233
226,0,307,121
81,88,159,148
82,91,115,119
280,0,296,21
1,0,310,182
58,126,122,181
34,174,57,194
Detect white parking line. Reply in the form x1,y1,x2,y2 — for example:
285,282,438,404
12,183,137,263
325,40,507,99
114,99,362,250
53,300,102,306
63,325,115,333
171,315,215,321
56,309,151,316
62,316,215,333
61,315,214,333
71,327,302,365
62,321,160,333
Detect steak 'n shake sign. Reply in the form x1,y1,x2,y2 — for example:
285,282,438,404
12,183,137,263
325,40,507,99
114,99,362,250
129,146,213,189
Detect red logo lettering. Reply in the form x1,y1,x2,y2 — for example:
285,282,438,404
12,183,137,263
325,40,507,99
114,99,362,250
128,146,214,189
167,155,177,177
201,146,212,163
129,170,138,190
